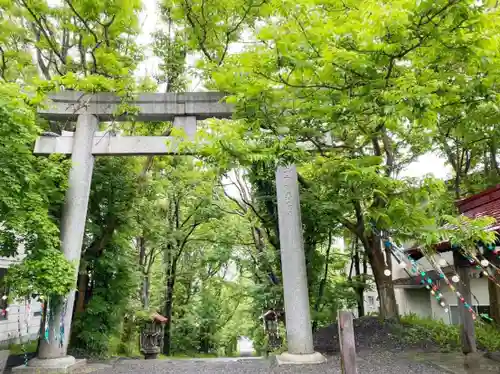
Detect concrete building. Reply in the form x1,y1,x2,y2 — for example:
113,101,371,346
0,251,42,346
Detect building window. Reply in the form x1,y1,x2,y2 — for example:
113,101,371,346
0,268,8,320
367,296,375,306
449,306,460,325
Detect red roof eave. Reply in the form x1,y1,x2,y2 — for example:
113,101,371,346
406,184,500,260
406,240,453,260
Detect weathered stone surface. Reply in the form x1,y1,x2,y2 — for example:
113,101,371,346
38,92,233,121
275,165,315,356
12,357,86,373
0,350,9,373
272,352,327,366
36,114,98,362
34,135,184,156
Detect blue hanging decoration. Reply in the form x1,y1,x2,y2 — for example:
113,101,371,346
44,298,50,342
59,298,67,348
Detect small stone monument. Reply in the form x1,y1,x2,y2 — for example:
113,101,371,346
139,313,168,359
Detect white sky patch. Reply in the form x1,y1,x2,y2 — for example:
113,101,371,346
400,153,452,180
136,0,161,82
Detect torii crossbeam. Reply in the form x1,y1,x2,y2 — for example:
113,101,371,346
14,92,325,373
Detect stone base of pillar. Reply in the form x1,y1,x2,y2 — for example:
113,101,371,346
273,351,327,365
12,356,86,373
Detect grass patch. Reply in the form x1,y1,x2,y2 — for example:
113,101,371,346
0,340,38,355
400,314,460,352
399,313,500,352
476,323,500,351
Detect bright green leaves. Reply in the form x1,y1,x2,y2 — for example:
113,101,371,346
416,214,497,256
0,85,73,298
302,153,452,244
170,0,500,261
6,251,76,298
152,29,187,93
443,215,497,249
0,0,143,84
163,0,262,65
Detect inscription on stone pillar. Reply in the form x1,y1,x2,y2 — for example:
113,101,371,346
281,167,294,216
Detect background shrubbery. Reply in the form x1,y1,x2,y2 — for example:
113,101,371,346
400,314,500,353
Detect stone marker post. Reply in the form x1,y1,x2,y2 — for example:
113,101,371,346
274,165,326,365
338,311,358,374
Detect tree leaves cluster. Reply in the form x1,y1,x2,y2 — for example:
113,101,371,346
169,0,500,319
0,84,73,298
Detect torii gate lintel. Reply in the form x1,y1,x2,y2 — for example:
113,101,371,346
37,91,233,121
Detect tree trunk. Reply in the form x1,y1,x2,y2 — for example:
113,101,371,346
142,275,150,309
488,275,500,328
163,274,175,356
453,251,477,354
490,140,500,177
365,236,398,319
312,230,332,331
200,326,210,354
454,172,462,199
75,268,88,314
353,248,365,318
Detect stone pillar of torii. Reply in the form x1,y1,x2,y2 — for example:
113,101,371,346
14,92,325,373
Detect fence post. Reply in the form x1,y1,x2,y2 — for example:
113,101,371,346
338,310,358,374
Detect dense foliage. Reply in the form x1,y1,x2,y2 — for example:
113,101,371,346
0,85,73,298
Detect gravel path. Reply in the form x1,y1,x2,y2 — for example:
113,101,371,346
88,352,444,374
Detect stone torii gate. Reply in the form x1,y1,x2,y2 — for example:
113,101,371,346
14,92,326,373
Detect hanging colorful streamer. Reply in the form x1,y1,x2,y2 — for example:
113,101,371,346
385,237,478,320
384,239,452,312
423,251,477,320
59,298,67,348
44,297,50,342
371,222,500,325
435,253,494,322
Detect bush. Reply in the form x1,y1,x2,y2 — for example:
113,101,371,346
400,313,500,352
400,314,460,352
476,323,500,352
